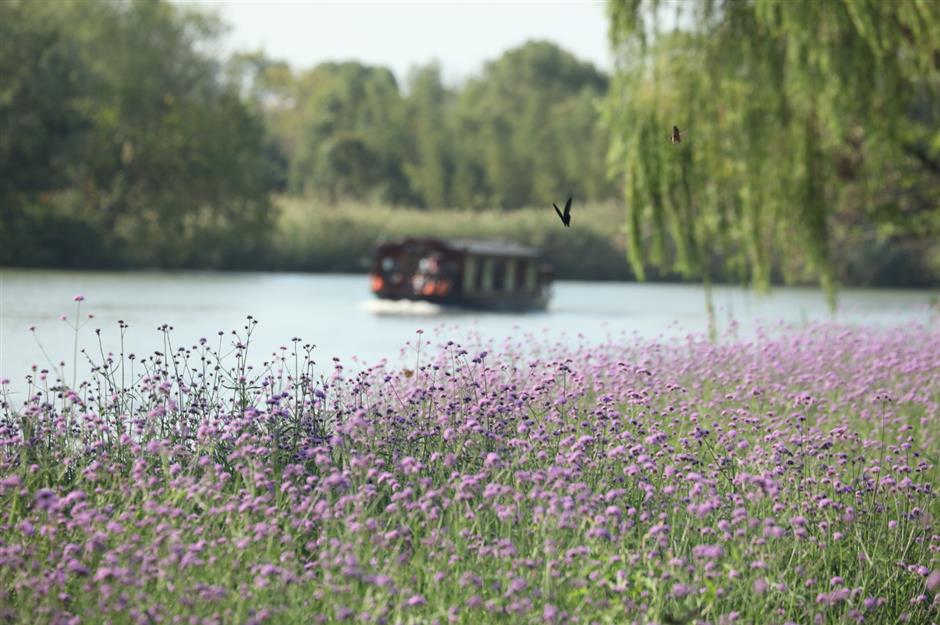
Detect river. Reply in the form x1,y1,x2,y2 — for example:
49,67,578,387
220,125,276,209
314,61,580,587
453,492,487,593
1,269,937,393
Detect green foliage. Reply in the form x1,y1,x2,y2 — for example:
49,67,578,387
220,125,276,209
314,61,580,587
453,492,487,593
0,0,92,269
0,0,277,269
0,1,88,198
605,0,940,296
404,63,452,209
452,41,613,209
253,40,614,210
280,62,411,203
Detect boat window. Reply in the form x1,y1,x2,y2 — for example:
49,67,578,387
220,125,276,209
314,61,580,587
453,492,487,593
525,261,537,292
480,257,494,292
504,258,516,292
463,256,476,293
493,259,506,291
381,257,395,272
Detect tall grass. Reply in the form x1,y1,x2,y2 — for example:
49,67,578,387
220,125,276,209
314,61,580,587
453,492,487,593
267,196,940,288
269,198,639,280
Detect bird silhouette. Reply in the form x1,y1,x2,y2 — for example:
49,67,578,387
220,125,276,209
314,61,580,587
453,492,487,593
670,125,687,144
553,196,572,227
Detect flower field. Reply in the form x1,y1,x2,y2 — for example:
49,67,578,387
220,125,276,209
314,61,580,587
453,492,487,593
1,312,938,624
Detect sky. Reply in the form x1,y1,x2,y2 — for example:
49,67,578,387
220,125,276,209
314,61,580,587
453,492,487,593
180,0,612,85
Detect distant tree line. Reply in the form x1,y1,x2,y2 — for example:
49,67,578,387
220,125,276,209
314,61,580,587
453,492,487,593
234,41,614,210
1,0,278,269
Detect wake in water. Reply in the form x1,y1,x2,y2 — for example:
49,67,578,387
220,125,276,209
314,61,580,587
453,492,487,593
360,299,445,316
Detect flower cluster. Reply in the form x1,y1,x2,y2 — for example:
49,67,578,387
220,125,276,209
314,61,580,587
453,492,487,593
1,318,938,624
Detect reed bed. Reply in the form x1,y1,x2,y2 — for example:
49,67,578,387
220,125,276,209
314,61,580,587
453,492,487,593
270,198,636,281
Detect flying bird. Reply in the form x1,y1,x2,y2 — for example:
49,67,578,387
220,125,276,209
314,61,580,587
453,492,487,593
553,197,572,227
670,125,687,144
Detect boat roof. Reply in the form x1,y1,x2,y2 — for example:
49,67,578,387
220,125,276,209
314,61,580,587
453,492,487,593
379,237,542,259
447,239,541,258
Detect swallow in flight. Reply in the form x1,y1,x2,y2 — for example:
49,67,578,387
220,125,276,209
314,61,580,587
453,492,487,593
554,196,572,227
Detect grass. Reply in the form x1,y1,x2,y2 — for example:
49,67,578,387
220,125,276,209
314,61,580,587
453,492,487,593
0,301,938,624
269,197,639,280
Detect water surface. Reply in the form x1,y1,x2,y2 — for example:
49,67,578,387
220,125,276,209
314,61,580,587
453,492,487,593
1,270,936,392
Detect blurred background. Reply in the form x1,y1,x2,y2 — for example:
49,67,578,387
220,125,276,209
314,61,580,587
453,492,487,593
1,0,939,380
3,0,937,284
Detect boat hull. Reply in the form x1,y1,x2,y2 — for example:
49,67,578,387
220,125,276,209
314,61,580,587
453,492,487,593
373,291,549,312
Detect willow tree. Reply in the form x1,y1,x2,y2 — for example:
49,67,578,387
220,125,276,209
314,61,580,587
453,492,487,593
604,0,940,309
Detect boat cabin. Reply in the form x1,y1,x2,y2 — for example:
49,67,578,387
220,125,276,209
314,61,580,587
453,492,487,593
370,237,552,311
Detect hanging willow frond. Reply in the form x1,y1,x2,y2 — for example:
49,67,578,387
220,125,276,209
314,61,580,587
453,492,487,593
605,0,940,302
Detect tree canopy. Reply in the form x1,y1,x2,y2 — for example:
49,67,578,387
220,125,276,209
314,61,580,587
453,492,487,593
604,0,940,296
0,0,277,268
252,40,614,209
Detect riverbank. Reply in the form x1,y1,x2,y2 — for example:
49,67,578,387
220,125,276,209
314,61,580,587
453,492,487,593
4,195,938,287
268,198,940,287
1,322,938,623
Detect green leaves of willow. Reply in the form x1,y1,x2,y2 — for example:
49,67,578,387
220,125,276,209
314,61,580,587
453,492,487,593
605,0,940,298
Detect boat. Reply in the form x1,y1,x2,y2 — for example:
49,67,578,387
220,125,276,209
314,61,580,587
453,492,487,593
369,237,553,311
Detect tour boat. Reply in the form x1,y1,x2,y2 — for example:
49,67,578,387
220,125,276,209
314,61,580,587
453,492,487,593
369,237,552,311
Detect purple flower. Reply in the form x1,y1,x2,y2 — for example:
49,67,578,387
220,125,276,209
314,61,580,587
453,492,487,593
35,488,57,510
0,318,935,621
370,574,393,588
816,588,850,605
507,577,527,594
405,595,427,608
692,544,723,560
927,570,940,593
66,559,89,576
